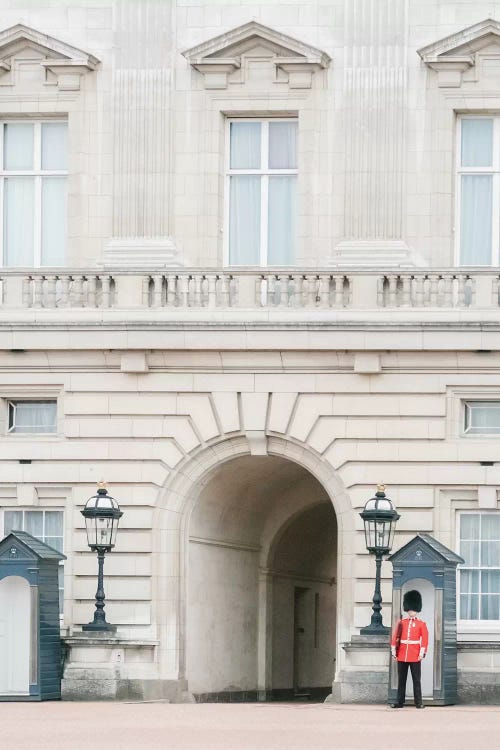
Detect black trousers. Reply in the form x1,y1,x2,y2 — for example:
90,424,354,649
397,661,422,706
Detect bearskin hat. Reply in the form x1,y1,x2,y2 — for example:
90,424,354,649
403,589,422,613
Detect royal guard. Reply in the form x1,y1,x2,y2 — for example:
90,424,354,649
390,589,429,709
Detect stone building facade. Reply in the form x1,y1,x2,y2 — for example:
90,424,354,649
0,0,500,704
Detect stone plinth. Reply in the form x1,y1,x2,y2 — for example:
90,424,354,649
61,633,191,702
328,634,390,704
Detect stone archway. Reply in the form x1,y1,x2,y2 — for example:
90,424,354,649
186,454,337,699
152,435,355,700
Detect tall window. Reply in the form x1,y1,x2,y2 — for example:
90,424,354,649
459,513,500,621
2,509,64,613
1,120,68,267
227,119,297,266
457,116,499,265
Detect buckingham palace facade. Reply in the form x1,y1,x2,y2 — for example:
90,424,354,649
1,0,500,704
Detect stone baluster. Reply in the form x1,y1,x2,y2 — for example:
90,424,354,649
220,274,230,307
443,274,453,307
267,275,276,307
46,276,57,309
401,275,412,307
166,275,177,306
414,275,425,307
22,277,31,308
74,276,85,307
33,276,44,308
388,275,398,307
59,276,70,308
193,274,203,307
304,275,316,307
152,275,163,308
178,276,189,307
319,275,330,308
87,276,97,308
207,274,217,308
101,276,111,308
428,274,439,307
290,275,302,308
278,276,288,307
254,275,263,307
457,274,466,308
333,275,344,307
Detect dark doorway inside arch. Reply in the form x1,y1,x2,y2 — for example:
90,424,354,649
186,455,337,702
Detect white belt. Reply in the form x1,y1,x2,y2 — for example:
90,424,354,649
401,639,420,644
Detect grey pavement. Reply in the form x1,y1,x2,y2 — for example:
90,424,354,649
2,701,499,750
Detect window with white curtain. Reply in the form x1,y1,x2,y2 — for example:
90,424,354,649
464,401,500,435
459,513,500,622
2,509,64,613
226,119,297,266
1,120,68,267
7,400,57,433
457,116,500,265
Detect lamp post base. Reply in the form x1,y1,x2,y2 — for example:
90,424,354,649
82,621,117,633
359,623,390,636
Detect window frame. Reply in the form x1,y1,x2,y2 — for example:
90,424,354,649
457,510,500,630
6,398,58,435
224,116,298,267
1,507,65,618
0,119,68,268
455,114,500,267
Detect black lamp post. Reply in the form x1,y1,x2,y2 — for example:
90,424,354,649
81,483,123,632
360,484,400,635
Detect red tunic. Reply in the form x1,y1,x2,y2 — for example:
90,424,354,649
391,616,429,662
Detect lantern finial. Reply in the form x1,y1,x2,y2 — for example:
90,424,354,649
377,483,385,492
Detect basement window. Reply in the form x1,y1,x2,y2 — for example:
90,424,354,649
8,400,57,433
464,401,500,435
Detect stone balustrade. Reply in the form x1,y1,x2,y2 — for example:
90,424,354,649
0,269,499,311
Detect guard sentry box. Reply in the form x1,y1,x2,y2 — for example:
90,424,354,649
0,531,66,701
388,534,464,706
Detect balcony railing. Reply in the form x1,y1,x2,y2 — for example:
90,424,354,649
0,269,499,311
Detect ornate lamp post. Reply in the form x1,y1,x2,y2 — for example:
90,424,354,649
360,484,400,635
81,483,123,632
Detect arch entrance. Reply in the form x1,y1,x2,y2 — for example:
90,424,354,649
186,454,337,701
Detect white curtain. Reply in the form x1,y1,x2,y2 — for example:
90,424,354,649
11,401,57,433
25,511,44,538
229,175,260,264
4,510,23,535
268,121,297,168
460,175,492,264
460,570,479,619
42,177,66,265
4,123,33,170
4,177,34,266
41,122,68,170
45,510,64,552
230,122,261,169
268,176,296,265
461,118,493,167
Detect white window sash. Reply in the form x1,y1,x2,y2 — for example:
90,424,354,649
0,120,67,268
224,117,298,267
455,115,500,266
457,511,500,627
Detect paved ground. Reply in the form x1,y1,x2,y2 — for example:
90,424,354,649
1,701,500,750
